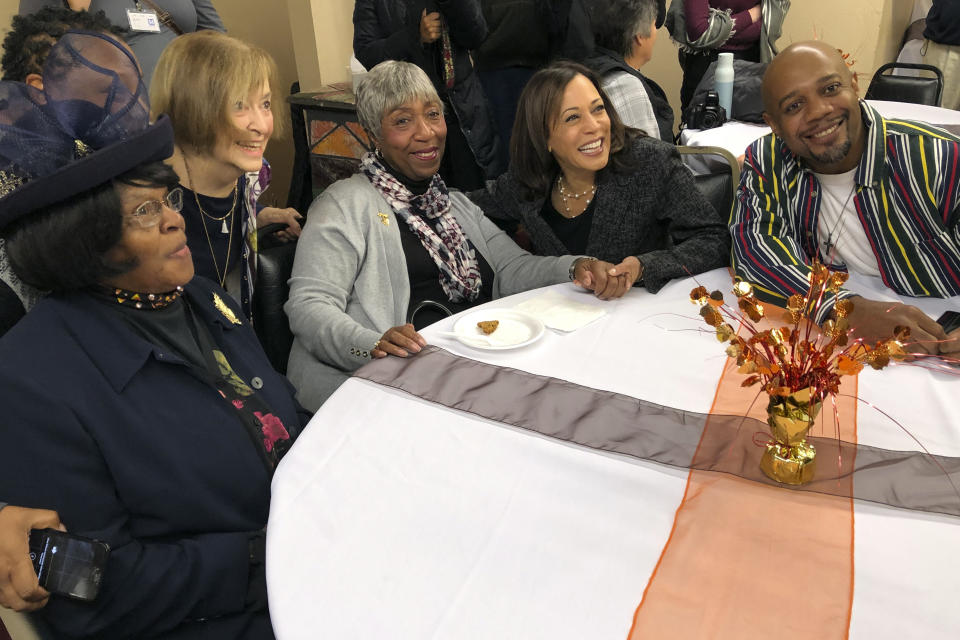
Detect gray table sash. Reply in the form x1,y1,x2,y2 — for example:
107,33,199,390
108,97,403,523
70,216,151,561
353,346,960,519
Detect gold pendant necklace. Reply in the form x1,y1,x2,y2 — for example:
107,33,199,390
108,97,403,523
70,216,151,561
181,151,239,287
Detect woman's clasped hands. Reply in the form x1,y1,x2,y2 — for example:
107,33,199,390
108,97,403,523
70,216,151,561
572,256,641,300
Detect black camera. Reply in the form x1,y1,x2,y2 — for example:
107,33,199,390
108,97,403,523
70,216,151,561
686,91,727,130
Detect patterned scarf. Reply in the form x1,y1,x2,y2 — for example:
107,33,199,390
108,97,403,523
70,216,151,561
361,152,481,302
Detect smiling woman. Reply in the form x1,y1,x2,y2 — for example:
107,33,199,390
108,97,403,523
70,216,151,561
469,61,730,294
150,31,303,319
284,60,638,411
0,31,308,639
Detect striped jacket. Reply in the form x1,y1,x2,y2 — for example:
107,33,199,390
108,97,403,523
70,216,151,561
730,102,960,322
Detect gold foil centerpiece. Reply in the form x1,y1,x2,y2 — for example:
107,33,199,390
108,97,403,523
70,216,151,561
689,267,907,486
760,388,822,485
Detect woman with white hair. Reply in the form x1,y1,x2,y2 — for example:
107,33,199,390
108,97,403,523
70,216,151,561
285,60,636,411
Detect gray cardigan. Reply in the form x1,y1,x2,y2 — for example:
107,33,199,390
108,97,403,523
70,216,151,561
285,174,576,411
469,136,730,293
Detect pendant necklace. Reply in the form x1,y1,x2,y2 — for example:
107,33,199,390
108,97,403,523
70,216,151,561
820,183,858,260
181,152,238,287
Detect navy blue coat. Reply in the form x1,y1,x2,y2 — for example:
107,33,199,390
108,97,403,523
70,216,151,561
0,278,309,639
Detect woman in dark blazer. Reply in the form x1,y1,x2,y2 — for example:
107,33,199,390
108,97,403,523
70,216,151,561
469,61,729,293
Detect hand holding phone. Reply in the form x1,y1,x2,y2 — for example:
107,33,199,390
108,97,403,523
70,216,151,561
29,528,109,602
0,506,62,612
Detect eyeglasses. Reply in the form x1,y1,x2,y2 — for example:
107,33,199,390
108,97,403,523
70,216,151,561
127,187,183,228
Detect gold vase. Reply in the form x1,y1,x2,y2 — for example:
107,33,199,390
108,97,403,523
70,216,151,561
760,388,822,485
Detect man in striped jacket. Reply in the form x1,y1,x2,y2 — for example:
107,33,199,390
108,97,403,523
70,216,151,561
731,40,959,357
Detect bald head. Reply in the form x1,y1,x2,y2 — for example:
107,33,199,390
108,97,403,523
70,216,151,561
760,40,865,173
762,41,855,112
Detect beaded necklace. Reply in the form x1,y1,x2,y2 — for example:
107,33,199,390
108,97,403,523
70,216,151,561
99,285,184,310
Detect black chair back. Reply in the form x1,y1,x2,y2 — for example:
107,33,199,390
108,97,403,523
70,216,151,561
676,145,740,224
253,239,297,374
865,62,944,107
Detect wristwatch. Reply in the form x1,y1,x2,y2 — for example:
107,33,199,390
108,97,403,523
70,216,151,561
569,256,598,281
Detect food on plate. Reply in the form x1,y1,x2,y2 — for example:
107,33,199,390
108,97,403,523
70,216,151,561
477,320,500,335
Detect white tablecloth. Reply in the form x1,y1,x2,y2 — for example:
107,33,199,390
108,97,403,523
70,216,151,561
680,99,960,173
267,269,960,639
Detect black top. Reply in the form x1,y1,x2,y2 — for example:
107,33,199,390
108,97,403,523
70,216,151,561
383,162,495,328
182,181,246,288
399,223,494,329
540,196,596,256
925,0,960,46
105,296,206,371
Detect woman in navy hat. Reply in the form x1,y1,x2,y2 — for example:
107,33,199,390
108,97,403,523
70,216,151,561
0,31,308,639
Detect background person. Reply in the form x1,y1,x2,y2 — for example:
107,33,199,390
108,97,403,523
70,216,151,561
667,0,789,112
584,0,673,142
474,0,552,171
0,32,307,638
921,0,960,110
352,0,503,190
285,61,634,411
17,0,225,88
150,31,302,320
731,40,959,356
0,6,124,335
470,61,729,293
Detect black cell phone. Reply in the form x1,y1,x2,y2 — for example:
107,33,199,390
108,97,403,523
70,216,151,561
29,528,110,602
938,310,960,334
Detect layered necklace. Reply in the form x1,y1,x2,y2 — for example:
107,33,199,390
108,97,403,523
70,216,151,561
556,174,596,217
181,152,238,288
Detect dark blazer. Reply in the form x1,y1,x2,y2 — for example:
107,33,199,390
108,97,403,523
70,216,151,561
469,136,730,292
353,0,503,177
0,277,309,639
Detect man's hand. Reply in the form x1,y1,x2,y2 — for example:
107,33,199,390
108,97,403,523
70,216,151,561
940,328,960,356
846,297,948,356
572,258,633,300
373,323,426,358
257,207,303,243
0,506,64,612
419,10,442,44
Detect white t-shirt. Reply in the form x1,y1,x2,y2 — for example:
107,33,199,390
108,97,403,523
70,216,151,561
814,169,881,276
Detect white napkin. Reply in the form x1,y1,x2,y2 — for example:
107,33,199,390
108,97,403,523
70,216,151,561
514,290,606,332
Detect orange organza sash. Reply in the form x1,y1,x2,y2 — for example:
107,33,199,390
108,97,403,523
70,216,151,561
628,328,858,639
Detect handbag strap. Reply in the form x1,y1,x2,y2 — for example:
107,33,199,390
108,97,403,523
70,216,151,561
137,0,184,35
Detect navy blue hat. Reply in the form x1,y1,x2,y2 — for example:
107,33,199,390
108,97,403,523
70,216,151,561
0,31,173,229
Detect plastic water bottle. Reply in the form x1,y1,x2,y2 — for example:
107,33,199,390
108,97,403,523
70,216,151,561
715,52,735,122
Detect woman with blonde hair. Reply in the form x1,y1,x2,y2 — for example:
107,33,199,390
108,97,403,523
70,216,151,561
151,30,302,319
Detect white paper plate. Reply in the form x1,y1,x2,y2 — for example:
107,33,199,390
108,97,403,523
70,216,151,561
450,309,545,350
